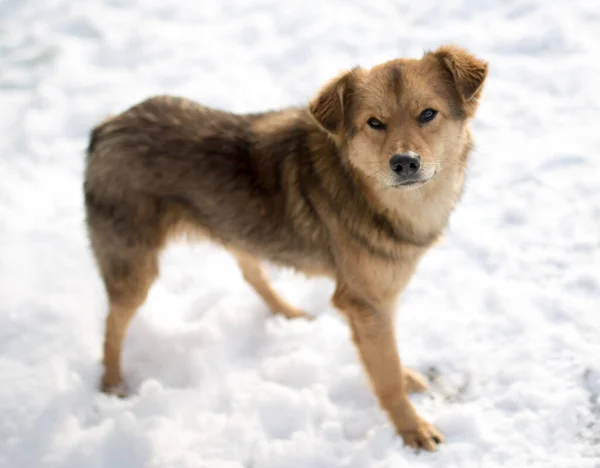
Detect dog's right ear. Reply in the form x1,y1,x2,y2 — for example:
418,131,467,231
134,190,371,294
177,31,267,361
309,69,358,135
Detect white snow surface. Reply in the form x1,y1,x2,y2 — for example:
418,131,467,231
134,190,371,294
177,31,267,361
1,0,599,466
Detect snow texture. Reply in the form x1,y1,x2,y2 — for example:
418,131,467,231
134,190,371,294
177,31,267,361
1,0,599,466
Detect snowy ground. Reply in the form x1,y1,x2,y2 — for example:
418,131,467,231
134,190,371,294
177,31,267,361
1,0,599,466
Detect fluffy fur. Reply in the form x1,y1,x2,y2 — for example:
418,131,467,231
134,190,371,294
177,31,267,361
84,44,488,451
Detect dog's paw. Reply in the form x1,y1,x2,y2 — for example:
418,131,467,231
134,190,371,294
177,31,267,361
294,310,315,321
399,418,444,451
278,307,314,321
403,368,429,393
101,380,128,398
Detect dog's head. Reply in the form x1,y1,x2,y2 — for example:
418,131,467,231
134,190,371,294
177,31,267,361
310,45,488,192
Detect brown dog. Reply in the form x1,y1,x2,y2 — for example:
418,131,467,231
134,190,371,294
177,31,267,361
84,45,487,451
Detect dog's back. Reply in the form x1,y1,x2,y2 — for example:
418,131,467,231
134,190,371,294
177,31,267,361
84,96,334,278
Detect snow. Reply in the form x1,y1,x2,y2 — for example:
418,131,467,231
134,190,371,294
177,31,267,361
1,0,599,466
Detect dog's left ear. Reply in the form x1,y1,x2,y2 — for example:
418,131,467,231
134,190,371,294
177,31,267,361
433,45,488,112
309,68,360,135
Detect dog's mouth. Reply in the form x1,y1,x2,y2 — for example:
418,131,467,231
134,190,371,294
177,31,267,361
391,175,433,189
394,179,426,187
390,170,436,189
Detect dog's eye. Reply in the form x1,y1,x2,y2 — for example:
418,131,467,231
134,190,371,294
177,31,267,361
418,108,438,124
367,117,386,130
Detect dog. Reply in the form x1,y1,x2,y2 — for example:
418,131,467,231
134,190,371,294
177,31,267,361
84,45,488,451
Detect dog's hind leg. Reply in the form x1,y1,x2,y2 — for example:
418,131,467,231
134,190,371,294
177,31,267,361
98,247,159,395
85,190,168,395
233,250,312,320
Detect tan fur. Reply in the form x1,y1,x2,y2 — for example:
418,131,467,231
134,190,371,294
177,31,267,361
84,45,487,451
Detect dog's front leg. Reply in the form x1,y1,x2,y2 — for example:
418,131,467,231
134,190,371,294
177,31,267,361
332,284,443,451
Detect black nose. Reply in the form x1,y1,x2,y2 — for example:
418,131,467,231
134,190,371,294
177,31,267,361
389,154,421,175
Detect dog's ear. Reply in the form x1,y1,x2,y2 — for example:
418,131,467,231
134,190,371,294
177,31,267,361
434,45,488,107
309,69,358,134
